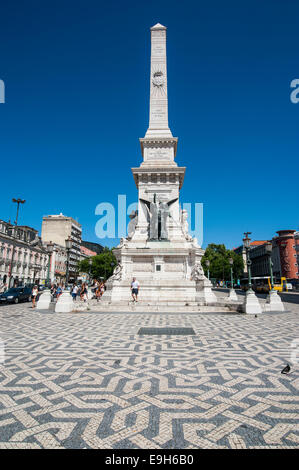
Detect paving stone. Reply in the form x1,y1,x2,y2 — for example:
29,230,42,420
0,302,298,448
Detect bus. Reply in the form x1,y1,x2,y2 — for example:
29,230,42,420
240,276,289,293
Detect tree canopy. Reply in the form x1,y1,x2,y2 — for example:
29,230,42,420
201,244,244,281
78,247,117,281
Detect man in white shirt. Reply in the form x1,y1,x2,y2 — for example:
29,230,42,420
131,277,140,302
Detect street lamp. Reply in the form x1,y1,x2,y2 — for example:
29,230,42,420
88,257,93,285
12,198,26,225
265,242,274,290
65,236,72,288
8,198,26,287
243,232,252,291
228,256,238,301
46,241,54,287
205,259,210,280
242,232,263,314
229,257,234,288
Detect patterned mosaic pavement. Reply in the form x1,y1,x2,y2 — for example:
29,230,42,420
0,303,298,449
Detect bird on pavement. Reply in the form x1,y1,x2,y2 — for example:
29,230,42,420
281,364,291,375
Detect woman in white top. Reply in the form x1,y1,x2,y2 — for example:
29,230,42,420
32,285,38,308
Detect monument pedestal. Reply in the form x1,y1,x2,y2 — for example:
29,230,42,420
102,240,206,305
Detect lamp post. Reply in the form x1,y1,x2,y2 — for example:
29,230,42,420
46,241,54,287
229,257,234,288
265,242,274,290
88,257,93,285
264,241,285,311
243,232,252,291
12,198,26,225
228,257,238,301
205,259,210,280
65,236,72,289
8,198,26,287
242,232,262,314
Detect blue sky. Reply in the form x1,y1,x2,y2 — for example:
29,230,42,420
0,0,298,249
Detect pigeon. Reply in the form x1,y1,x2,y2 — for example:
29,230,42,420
281,364,291,375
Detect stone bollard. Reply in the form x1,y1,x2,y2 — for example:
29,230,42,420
243,289,262,314
196,278,218,304
228,289,238,301
264,290,285,312
55,290,74,313
36,289,52,310
88,288,93,301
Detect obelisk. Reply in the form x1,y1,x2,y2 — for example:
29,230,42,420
145,23,172,138
139,23,179,168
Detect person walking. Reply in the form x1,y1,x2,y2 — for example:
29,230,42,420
71,283,78,301
131,277,140,302
80,283,88,302
31,285,38,308
56,284,62,299
95,282,102,302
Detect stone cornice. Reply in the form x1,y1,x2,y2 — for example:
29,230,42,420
131,166,185,189
139,137,178,157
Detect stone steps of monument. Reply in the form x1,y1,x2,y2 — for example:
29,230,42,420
87,300,239,313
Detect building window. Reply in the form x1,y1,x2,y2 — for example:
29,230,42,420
156,265,161,272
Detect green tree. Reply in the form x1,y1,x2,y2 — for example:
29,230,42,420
201,243,243,282
78,247,117,281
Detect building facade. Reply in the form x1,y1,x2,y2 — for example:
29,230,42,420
295,231,299,272
80,245,97,261
46,243,67,284
81,240,103,255
0,220,48,288
234,231,299,280
272,230,298,279
41,213,82,283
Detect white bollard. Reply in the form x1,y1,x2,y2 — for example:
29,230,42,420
243,289,262,314
36,289,52,310
55,290,74,313
196,278,218,304
264,289,285,312
228,289,238,301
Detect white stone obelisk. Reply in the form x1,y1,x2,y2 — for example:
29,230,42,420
145,23,172,138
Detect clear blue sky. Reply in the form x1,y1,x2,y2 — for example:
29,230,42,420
0,0,298,249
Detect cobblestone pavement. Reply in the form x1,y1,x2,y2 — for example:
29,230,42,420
0,302,298,449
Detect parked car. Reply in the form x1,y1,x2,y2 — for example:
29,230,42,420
289,279,299,292
0,287,33,304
